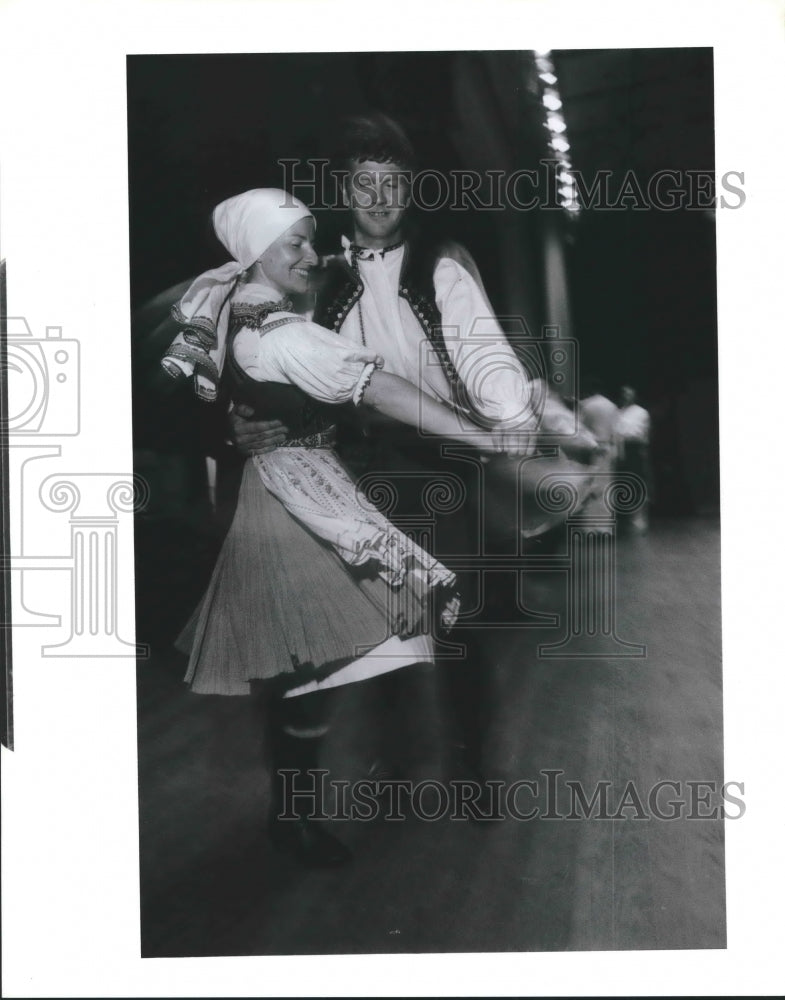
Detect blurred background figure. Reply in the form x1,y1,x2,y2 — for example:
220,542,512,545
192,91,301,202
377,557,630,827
578,375,619,475
615,384,651,533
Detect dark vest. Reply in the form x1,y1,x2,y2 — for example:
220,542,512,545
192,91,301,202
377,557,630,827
311,240,462,393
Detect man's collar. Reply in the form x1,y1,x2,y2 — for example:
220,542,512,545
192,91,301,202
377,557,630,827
341,234,405,260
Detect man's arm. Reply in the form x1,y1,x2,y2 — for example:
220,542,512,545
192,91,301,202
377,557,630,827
361,370,501,452
434,245,537,453
229,405,289,455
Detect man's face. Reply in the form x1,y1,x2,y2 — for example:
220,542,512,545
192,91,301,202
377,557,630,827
343,158,411,248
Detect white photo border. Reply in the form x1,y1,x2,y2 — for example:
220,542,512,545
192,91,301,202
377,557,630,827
1,0,784,996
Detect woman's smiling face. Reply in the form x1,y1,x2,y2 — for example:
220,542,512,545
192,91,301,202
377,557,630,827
257,216,318,296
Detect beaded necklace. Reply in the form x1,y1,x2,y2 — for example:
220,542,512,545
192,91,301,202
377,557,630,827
348,241,405,347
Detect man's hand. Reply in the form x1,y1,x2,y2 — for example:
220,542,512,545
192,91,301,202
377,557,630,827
490,423,538,457
229,404,290,456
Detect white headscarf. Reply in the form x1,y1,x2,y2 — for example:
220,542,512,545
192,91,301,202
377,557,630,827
161,189,314,400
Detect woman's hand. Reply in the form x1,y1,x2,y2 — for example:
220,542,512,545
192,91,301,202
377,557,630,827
229,404,290,456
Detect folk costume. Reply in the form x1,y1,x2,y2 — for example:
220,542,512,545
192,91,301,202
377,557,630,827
161,190,459,865
314,234,532,427
313,232,600,544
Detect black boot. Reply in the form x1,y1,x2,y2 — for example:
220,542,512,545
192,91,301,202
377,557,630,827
444,651,491,780
442,644,500,820
267,694,351,868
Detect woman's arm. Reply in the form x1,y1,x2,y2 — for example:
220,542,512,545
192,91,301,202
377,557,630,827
362,369,512,452
240,319,529,453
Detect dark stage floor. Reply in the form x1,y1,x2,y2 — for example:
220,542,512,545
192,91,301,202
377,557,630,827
136,516,725,956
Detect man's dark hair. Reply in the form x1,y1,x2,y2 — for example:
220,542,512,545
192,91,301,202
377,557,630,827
332,112,418,174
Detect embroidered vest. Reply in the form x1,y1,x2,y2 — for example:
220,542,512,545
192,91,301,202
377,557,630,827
312,240,462,393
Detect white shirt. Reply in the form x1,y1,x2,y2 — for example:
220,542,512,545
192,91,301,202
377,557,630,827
579,394,620,445
616,403,650,443
230,283,378,405
233,316,376,406
339,239,532,425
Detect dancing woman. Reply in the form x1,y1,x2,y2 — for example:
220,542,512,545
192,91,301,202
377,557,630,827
162,189,498,866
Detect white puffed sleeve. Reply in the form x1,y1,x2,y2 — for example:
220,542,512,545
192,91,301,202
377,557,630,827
232,318,380,405
434,256,534,425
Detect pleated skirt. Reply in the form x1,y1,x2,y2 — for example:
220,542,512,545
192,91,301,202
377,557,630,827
177,459,411,695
